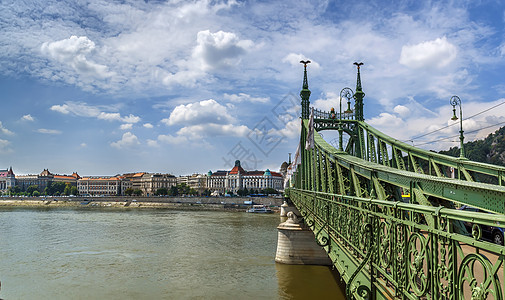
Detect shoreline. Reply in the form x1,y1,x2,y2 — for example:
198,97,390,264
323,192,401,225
0,196,284,212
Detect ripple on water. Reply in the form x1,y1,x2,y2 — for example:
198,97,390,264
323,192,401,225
0,209,344,299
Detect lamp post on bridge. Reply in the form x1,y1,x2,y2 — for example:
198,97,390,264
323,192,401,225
450,95,466,159
339,87,354,152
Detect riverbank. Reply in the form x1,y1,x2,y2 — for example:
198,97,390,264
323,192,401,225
0,196,284,212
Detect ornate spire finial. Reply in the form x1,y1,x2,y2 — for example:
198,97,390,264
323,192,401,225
353,62,363,91
300,60,311,89
300,60,312,119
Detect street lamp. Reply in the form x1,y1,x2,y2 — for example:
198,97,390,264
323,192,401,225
339,87,354,151
341,87,354,115
450,95,465,159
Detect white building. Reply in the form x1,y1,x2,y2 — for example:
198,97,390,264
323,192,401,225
207,160,284,194
77,176,121,196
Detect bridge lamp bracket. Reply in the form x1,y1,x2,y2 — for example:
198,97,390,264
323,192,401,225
340,87,354,115
451,107,458,121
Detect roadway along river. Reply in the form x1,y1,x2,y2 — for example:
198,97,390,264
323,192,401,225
0,208,344,299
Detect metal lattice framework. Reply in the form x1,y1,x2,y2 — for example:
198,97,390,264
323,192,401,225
287,63,505,299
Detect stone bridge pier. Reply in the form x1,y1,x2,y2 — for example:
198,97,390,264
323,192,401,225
275,199,331,266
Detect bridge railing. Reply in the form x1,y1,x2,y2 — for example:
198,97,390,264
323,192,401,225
313,108,355,120
288,188,505,300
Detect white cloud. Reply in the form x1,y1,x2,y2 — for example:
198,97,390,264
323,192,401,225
161,68,205,88
165,99,235,126
51,102,140,123
51,102,101,117
21,114,35,122
282,53,321,69
399,37,457,69
159,98,252,144
0,121,14,136
193,30,253,70
97,112,121,121
157,134,189,145
98,112,140,123
223,93,269,103
41,35,114,79
119,123,133,130
122,114,141,124
393,105,410,117
143,123,154,129
274,118,301,139
312,92,340,112
0,139,11,154
110,132,140,149
80,143,87,148
37,128,62,134
368,113,404,127
146,139,158,147
177,123,250,139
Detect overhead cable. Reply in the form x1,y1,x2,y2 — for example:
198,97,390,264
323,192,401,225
405,100,505,142
413,119,505,147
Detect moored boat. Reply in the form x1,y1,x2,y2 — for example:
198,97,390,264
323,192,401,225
246,204,274,213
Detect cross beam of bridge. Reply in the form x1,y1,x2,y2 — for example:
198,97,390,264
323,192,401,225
286,63,505,299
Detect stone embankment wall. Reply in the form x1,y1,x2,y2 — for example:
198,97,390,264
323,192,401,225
0,196,284,211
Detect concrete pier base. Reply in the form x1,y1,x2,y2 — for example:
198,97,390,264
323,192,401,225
280,200,300,217
275,212,332,266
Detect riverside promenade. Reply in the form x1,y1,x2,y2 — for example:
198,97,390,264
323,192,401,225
0,196,283,211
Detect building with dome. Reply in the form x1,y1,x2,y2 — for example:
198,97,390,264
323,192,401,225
206,160,284,194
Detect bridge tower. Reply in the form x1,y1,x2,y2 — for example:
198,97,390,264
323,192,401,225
300,60,311,119
353,62,365,121
275,60,331,266
350,62,367,159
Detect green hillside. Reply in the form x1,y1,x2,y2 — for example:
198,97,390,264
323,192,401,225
439,126,505,166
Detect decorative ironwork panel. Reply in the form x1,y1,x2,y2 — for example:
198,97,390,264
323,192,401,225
287,189,505,300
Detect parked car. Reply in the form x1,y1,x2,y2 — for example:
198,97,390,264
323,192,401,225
459,205,504,245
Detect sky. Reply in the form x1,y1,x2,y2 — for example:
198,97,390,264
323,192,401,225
1,0,505,176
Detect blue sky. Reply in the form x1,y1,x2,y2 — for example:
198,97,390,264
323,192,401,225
1,0,505,176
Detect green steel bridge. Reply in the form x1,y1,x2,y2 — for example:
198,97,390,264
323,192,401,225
286,62,505,299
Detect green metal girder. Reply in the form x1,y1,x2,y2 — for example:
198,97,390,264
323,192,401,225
429,157,443,177
315,119,505,185
336,147,505,214
304,119,505,214
326,155,334,194
357,121,505,184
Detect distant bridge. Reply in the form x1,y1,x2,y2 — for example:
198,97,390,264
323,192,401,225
285,62,505,299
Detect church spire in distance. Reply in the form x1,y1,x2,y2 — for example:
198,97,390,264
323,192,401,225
300,60,311,119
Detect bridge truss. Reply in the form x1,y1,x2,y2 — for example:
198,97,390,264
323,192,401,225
287,63,505,299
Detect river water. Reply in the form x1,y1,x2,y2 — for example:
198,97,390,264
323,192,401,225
0,208,344,299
